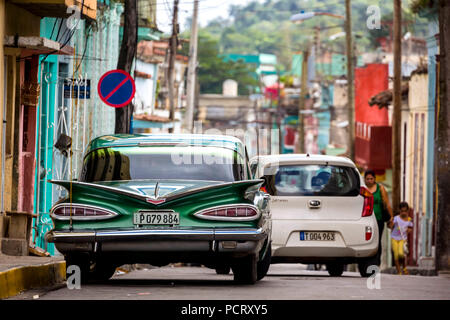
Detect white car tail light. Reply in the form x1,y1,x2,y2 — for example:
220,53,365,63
365,226,373,241
194,204,260,221
360,187,374,217
51,204,118,220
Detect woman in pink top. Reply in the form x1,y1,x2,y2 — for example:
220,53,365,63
389,202,413,275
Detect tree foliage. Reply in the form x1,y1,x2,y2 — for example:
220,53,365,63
195,0,428,69
181,0,428,94
180,31,259,95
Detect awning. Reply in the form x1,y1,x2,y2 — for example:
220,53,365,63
4,36,74,57
132,114,174,129
132,120,174,129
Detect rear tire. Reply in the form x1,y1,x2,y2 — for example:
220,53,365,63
215,266,231,275
232,255,257,284
257,245,272,281
326,263,345,277
65,253,90,284
358,256,378,277
90,261,117,282
65,254,116,283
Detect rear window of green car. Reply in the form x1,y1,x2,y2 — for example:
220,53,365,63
80,146,246,182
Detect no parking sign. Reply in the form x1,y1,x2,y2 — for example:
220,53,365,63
98,69,136,108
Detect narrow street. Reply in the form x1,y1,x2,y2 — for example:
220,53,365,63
11,264,450,300
1,0,449,309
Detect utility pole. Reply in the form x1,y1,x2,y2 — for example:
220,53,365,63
277,67,282,154
184,0,199,133
392,0,402,212
297,49,309,154
345,0,354,160
314,27,320,71
115,0,137,134
168,0,179,133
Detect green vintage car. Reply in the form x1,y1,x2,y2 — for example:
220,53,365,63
46,134,271,284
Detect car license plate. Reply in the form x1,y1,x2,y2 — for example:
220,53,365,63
300,231,335,241
134,211,180,225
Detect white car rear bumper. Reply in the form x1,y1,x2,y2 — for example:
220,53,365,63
271,218,379,260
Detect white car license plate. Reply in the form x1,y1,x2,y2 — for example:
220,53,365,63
134,211,180,225
300,231,335,241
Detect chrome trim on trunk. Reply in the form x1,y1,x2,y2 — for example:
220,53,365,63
49,179,264,205
49,180,149,202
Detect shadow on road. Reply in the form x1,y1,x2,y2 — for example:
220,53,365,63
86,272,362,287
266,273,362,279
97,278,249,287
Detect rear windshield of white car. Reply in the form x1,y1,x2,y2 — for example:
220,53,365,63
262,164,360,197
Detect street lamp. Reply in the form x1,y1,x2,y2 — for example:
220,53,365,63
290,6,354,160
290,11,344,23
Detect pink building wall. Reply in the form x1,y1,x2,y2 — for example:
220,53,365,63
354,63,391,171
355,63,389,125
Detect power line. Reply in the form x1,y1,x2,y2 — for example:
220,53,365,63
49,18,59,40
54,18,64,42
73,24,93,75
163,0,173,17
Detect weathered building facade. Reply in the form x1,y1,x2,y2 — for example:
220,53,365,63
0,0,97,255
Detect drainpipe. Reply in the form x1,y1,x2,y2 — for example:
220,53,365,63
1,58,6,214
33,61,44,245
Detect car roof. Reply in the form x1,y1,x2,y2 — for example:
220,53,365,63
250,153,357,168
85,134,246,157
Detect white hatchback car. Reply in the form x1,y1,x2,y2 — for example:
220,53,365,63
250,154,378,277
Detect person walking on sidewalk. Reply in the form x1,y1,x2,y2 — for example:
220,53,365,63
389,202,413,275
364,170,393,266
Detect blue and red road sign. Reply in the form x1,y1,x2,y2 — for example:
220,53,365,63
98,69,136,108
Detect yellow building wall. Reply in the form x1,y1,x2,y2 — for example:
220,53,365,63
2,52,19,213
407,74,429,217
0,0,5,213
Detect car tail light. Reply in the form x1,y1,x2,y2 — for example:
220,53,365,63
51,204,118,220
260,186,268,193
365,226,373,241
360,187,374,217
194,205,260,221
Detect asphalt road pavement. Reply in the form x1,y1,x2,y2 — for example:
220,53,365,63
10,264,450,300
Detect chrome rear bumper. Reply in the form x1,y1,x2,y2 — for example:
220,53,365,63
46,227,266,242
45,227,267,254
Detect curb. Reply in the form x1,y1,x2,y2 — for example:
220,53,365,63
0,261,66,299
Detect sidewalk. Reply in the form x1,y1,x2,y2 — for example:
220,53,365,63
0,253,66,299
381,266,438,276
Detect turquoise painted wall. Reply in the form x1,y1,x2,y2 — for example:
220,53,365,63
292,53,364,78
32,18,60,255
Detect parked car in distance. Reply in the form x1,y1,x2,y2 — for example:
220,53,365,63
46,134,271,284
250,153,378,277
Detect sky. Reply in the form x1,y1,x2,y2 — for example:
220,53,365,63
156,0,260,33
